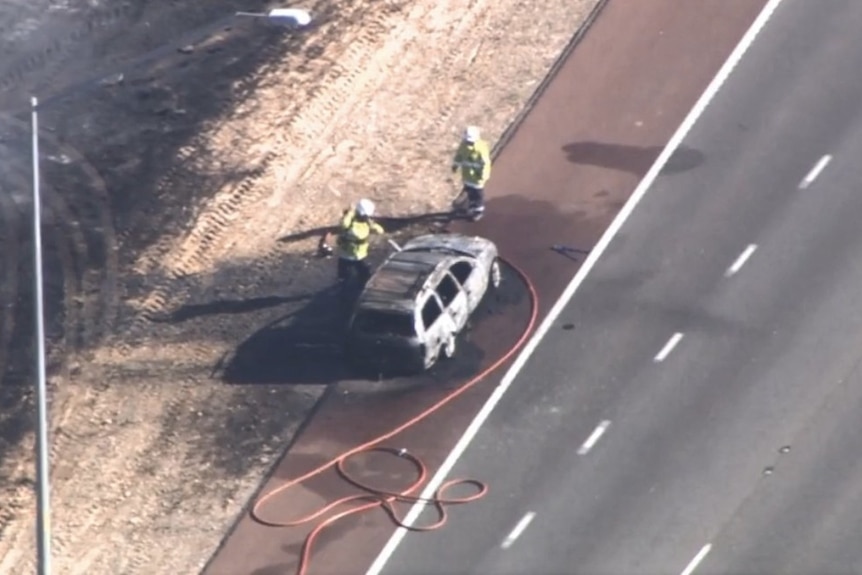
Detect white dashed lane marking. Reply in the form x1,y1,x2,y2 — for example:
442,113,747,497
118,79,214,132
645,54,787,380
725,243,757,277
654,332,684,363
681,544,712,575
500,512,536,549
578,420,611,455
799,154,831,189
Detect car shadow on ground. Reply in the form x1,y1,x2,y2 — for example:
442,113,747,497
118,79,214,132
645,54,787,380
216,256,528,388
562,140,704,176
216,282,359,385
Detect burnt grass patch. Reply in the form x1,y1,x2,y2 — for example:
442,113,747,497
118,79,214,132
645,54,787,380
0,0,333,478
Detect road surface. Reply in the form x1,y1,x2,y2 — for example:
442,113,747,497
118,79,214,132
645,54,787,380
371,0,862,574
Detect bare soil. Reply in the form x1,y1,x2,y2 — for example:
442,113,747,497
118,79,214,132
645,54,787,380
0,0,599,573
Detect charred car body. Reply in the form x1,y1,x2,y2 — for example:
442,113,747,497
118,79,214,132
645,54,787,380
345,233,502,374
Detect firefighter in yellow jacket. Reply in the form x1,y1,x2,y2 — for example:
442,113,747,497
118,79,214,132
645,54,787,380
323,198,384,285
452,125,492,221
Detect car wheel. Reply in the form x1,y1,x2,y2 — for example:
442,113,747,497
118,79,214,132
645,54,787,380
442,333,457,359
490,258,502,289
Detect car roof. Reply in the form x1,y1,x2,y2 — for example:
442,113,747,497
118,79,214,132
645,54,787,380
357,249,453,313
401,233,495,257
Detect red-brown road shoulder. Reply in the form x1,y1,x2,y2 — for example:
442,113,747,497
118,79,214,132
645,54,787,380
203,0,767,573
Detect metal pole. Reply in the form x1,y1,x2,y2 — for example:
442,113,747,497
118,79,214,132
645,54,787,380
31,96,52,575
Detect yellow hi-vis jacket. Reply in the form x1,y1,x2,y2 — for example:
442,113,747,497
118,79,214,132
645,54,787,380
337,209,384,261
452,139,492,188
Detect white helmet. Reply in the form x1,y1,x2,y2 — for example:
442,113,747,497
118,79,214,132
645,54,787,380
463,125,480,143
355,198,375,218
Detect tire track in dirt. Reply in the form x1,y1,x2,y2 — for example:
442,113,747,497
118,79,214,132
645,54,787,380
40,131,121,349
0,112,120,354
128,0,498,331
31,175,120,573
36,189,82,571
115,30,294,313
124,0,416,335
107,10,346,298
0,112,119,568
0,110,120,352
44,185,81,360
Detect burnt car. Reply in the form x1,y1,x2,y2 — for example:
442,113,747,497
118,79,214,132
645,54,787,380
345,233,502,373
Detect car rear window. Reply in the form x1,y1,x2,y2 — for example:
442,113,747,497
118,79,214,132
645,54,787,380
353,309,416,337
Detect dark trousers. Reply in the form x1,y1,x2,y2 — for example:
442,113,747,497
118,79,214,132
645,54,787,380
464,185,485,212
337,257,371,285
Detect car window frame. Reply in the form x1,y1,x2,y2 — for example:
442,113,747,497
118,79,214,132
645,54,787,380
435,270,463,309
449,259,474,286
418,291,445,333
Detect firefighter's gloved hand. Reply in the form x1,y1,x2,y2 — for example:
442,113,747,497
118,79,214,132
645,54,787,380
319,243,334,258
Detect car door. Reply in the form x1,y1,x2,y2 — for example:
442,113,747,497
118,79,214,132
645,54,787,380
448,259,484,312
435,270,469,332
419,291,449,352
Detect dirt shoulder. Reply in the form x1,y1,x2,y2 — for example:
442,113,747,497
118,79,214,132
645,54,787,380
0,0,599,573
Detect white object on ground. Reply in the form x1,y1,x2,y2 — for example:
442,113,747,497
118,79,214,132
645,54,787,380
235,8,312,27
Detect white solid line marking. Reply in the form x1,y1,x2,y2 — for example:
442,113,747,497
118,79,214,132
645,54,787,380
799,154,832,189
654,332,684,362
364,1,784,572
578,420,611,455
681,544,712,575
725,243,757,277
500,512,536,549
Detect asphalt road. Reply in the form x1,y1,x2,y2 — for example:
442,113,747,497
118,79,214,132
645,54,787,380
372,0,862,573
